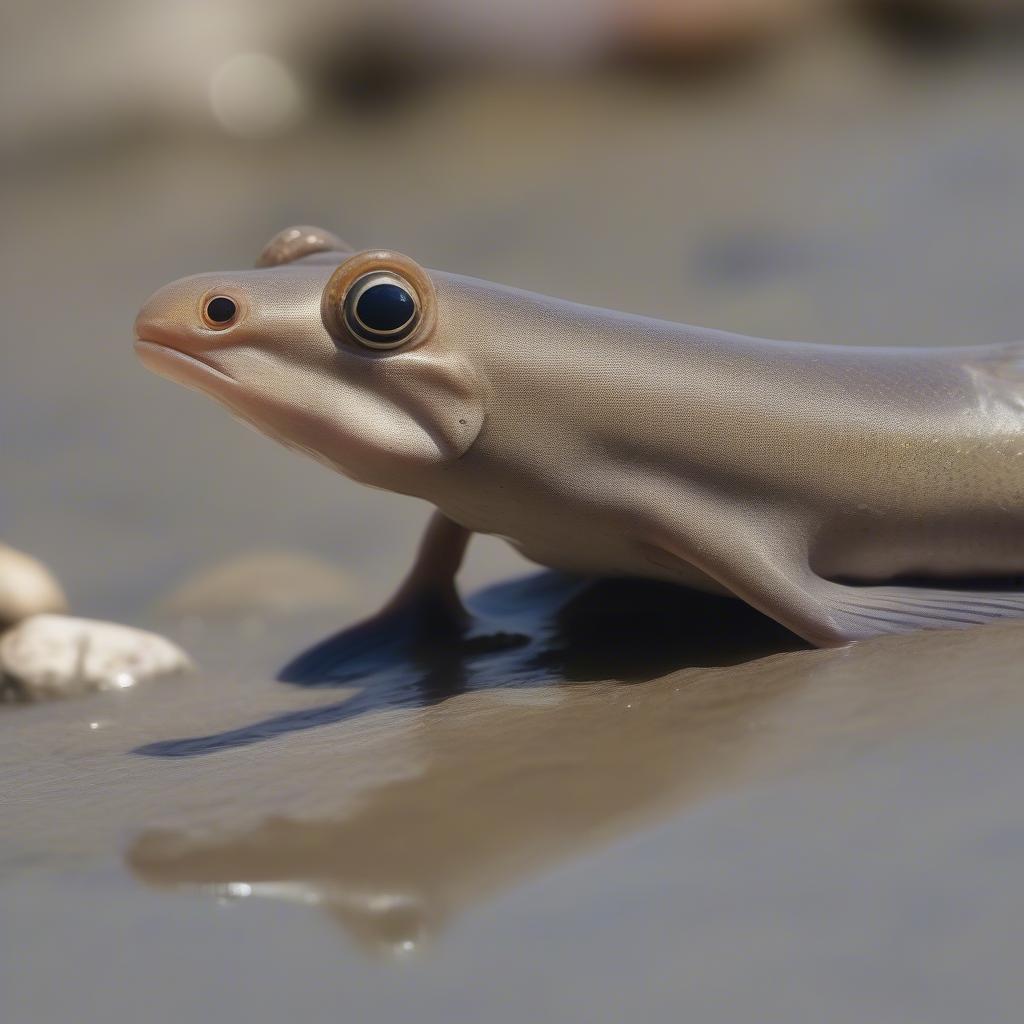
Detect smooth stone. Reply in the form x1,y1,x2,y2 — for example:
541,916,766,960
0,614,192,702
0,544,68,630
157,550,358,618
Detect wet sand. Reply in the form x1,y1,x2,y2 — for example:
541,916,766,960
3,29,1024,1023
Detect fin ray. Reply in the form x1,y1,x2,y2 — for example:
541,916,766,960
832,582,1024,639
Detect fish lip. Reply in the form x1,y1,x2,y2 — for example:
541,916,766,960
134,338,237,386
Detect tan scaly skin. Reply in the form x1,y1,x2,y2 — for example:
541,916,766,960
135,225,1024,648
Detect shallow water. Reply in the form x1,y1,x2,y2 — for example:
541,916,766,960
3,36,1024,1024
4,592,1024,1022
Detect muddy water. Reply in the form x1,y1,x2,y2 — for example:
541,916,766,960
4,586,1024,1022
4,35,1024,1024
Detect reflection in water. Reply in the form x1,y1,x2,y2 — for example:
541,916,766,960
134,572,802,757
128,576,1024,958
128,614,1024,956
129,659,804,956
129,572,807,954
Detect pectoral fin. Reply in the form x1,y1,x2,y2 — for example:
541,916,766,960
646,533,1024,647
826,582,1024,642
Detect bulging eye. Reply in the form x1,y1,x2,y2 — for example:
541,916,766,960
343,272,420,349
203,295,237,327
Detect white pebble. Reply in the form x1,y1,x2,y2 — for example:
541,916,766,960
0,614,192,702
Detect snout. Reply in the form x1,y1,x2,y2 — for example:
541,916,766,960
133,277,239,392
133,281,186,348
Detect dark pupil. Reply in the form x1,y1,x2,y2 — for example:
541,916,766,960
206,296,236,323
355,283,413,334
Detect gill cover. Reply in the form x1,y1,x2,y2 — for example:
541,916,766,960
316,248,485,468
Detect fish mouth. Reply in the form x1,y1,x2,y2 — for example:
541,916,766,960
134,338,237,388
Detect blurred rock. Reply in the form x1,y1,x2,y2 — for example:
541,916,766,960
157,551,358,619
0,544,68,630
858,0,1024,51
0,614,192,702
612,0,822,60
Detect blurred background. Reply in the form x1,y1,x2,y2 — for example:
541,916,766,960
2,0,1023,621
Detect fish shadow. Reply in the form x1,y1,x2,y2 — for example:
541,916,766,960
133,572,803,758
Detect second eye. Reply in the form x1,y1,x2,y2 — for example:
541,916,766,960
344,273,420,349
